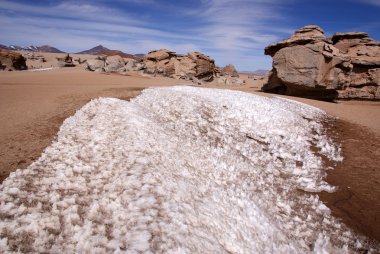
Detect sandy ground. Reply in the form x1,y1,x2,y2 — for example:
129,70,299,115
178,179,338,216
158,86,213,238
1,63,380,244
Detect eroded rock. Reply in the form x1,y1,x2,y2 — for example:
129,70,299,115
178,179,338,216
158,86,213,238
86,59,105,71
222,64,239,77
263,25,380,100
0,50,28,71
56,54,75,67
84,49,238,84
141,49,216,82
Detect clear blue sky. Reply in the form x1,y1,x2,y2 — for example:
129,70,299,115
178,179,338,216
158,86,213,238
1,0,379,71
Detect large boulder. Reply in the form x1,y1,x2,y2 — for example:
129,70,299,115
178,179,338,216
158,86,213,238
222,64,239,77
187,51,215,81
144,49,176,62
104,55,125,72
263,25,380,100
85,58,105,71
0,50,27,71
141,49,216,82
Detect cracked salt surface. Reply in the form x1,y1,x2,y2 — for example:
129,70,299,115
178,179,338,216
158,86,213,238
0,86,377,253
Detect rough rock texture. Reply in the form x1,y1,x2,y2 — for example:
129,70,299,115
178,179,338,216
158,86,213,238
85,55,141,74
0,50,28,71
142,49,216,82
56,54,75,67
104,55,125,73
263,25,380,100
84,48,242,84
85,59,105,71
23,53,46,62
222,64,239,77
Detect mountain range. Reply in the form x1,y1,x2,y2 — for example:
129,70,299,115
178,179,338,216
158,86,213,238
0,44,143,59
0,44,65,53
239,69,269,76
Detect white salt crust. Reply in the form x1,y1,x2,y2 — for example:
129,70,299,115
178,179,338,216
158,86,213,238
0,86,377,253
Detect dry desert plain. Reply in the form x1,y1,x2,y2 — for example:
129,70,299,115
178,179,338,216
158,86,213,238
0,52,380,244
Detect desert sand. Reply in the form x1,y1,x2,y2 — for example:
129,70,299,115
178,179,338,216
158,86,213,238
0,54,380,244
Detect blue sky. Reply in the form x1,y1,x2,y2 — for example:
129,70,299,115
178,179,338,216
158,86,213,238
0,0,379,71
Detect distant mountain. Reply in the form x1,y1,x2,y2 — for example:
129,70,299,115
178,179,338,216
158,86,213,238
134,53,145,59
239,69,269,76
36,45,65,53
0,44,64,53
77,45,137,59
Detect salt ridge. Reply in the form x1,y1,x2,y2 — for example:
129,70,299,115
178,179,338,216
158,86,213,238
0,86,376,253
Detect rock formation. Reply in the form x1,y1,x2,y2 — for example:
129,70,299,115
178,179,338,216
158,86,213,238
85,49,218,83
0,50,28,71
56,54,75,67
142,49,216,82
221,64,239,77
86,58,106,72
85,55,140,73
84,49,246,85
263,25,380,100
23,53,46,62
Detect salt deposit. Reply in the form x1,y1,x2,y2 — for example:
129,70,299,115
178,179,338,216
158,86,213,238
0,86,376,253
28,67,57,72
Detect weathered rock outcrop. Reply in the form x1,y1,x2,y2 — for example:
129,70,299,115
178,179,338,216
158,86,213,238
263,25,380,100
84,49,244,84
222,64,239,77
85,55,140,73
56,54,75,67
23,53,46,62
0,50,28,71
142,49,216,82
86,58,105,72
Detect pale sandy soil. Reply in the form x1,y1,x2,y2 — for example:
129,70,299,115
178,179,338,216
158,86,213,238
0,65,379,244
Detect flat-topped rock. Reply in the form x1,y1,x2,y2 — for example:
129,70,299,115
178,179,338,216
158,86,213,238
265,25,327,56
144,49,176,62
263,25,380,100
293,25,325,39
332,32,369,43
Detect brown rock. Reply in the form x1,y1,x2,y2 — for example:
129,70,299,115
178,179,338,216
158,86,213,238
85,59,105,71
189,51,215,81
144,60,157,74
56,54,75,67
85,48,218,81
332,32,370,44
292,25,325,40
263,25,380,100
0,50,27,71
141,49,216,82
104,55,125,72
265,25,327,57
222,64,239,77
144,49,175,62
